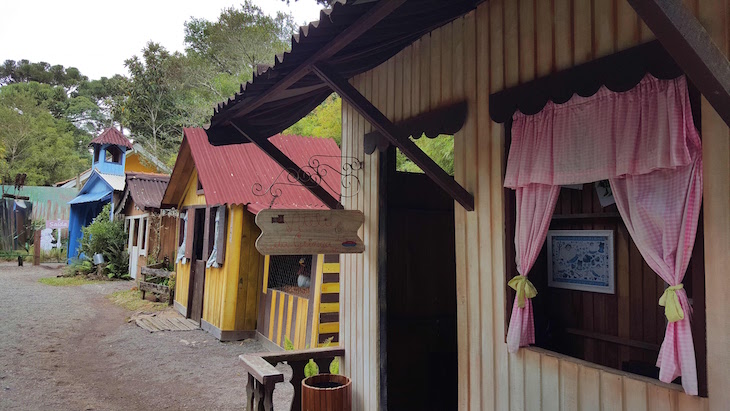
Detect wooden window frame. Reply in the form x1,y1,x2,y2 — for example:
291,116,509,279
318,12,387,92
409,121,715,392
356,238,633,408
196,176,204,195
501,97,708,397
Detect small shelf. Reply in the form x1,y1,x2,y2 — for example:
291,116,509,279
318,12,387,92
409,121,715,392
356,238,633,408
552,212,621,220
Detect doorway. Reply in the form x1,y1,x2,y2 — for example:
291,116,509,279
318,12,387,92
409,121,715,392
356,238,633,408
188,208,206,323
126,214,148,279
385,168,457,410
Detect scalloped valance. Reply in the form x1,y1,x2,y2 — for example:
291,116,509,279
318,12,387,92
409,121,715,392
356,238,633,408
489,41,691,124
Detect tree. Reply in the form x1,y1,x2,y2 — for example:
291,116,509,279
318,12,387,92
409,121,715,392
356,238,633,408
0,83,89,185
1,59,87,91
184,2,295,75
396,135,454,175
285,93,342,144
168,2,297,128
125,42,181,161
281,0,334,6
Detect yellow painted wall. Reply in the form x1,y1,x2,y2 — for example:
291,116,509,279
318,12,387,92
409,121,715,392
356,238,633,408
175,259,190,308
173,167,204,310
125,152,163,174
171,163,263,332
340,1,727,410
202,205,263,331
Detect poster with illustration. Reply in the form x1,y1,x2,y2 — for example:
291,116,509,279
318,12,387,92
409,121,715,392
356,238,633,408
547,230,615,294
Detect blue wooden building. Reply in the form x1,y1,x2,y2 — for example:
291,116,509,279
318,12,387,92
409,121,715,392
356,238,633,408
67,128,131,262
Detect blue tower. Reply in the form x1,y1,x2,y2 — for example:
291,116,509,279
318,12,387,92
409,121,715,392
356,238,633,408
67,128,131,263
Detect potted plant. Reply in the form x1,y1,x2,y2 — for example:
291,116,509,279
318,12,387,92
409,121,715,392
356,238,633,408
284,338,351,411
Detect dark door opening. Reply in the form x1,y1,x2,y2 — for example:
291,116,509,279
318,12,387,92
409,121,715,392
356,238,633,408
189,208,206,323
385,170,457,411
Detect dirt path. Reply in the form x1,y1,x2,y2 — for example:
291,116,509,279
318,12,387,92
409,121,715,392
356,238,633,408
0,263,275,411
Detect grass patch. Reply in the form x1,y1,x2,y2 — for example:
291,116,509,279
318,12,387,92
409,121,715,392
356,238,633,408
107,289,169,312
39,276,98,286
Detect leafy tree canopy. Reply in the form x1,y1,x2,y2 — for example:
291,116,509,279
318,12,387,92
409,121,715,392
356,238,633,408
1,59,87,90
0,83,90,185
285,94,342,144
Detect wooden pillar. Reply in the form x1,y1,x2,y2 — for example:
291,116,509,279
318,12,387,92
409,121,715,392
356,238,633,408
33,229,40,266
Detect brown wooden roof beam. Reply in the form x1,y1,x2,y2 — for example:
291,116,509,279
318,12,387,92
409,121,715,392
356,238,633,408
628,0,730,127
312,63,475,211
229,123,343,210
213,0,407,127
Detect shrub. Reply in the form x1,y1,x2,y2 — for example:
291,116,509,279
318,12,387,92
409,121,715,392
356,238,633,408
79,204,130,279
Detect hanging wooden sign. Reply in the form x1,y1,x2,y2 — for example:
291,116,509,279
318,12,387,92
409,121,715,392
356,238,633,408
255,209,365,255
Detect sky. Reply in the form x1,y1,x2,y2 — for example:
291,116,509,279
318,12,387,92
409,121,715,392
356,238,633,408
0,0,324,80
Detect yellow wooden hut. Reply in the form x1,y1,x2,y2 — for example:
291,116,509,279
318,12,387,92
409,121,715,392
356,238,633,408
204,0,730,410
161,128,342,345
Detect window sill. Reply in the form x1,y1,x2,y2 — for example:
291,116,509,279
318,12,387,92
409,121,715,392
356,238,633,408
522,346,688,395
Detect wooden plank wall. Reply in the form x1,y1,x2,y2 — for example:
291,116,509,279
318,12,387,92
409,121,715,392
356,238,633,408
260,289,310,349
318,257,341,347
340,0,729,409
156,215,177,263
202,206,263,331
175,259,190,308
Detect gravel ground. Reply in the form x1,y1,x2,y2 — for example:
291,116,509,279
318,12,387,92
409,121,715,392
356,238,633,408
0,263,293,411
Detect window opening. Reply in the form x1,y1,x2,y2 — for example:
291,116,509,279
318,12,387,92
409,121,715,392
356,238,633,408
207,208,216,258
395,134,454,176
193,208,205,261
267,255,313,298
132,219,139,247
105,146,123,164
94,147,100,163
140,218,147,250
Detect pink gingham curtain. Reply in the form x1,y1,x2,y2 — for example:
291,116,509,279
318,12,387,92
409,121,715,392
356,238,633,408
505,75,696,189
504,75,702,395
609,140,702,395
506,184,560,353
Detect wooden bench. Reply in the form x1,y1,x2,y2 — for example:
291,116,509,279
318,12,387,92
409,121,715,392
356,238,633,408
139,263,174,304
240,346,345,411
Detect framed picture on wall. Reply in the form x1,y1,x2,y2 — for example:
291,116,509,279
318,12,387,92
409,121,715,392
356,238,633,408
547,230,615,294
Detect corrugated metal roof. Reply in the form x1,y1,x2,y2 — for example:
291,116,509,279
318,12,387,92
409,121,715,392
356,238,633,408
165,128,341,211
89,128,133,149
97,172,126,191
0,185,76,221
119,172,170,211
206,0,484,144
68,191,112,205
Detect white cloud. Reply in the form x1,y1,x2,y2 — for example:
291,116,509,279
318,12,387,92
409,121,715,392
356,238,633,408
0,0,323,80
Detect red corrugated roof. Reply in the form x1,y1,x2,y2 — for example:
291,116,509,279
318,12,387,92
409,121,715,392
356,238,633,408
179,128,341,212
89,128,133,149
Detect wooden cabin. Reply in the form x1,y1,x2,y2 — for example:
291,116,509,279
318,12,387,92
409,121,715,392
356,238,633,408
203,0,730,410
115,172,175,280
67,128,130,262
161,128,343,346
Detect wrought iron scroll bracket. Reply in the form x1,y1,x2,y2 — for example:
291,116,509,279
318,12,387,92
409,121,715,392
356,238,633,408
252,155,363,209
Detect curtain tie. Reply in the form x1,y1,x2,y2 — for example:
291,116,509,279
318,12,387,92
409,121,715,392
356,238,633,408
658,284,685,323
508,276,537,308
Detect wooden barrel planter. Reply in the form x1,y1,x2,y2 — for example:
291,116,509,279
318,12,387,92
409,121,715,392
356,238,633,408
301,374,352,411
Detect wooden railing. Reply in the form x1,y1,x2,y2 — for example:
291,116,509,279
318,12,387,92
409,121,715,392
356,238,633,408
240,346,345,411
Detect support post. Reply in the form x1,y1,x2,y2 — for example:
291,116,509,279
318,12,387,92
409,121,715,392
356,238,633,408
627,0,730,127
312,63,475,211
33,229,40,266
